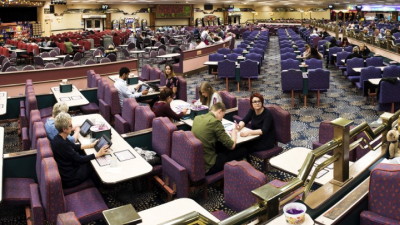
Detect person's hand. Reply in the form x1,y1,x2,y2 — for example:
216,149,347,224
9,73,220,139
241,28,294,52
73,126,81,133
134,84,141,90
90,140,99,148
234,120,241,130
240,130,250,137
231,128,238,136
96,145,110,157
182,108,188,114
142,89,149,95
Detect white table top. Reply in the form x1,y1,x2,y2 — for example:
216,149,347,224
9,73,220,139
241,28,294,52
145,46,158,50
156,53,181,58
0,92,7,115
119,44,128,47
368,77,400,85
43,57,59,61
55,55,68,58
129,50,146,54
51,85,90,107
137,198,220,225
40,47,54,50
108,75,159,96
270,147,353,185
10,49,27,53
181,118,259,144
267,213,313,225
0,127,4,202
353,66,386,73
73,114,153,184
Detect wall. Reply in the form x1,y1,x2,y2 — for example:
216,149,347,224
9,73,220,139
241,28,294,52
155,19,190,27
109,4,150,23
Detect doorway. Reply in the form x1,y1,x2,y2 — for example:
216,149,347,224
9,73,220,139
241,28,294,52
84,19,103,31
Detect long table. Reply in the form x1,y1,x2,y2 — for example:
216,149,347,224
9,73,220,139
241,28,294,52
0,92,7,115
72,114,152,184
51,85,90,107
108,75,160,97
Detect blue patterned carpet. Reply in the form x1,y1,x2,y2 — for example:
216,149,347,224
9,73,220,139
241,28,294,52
0,36,382,224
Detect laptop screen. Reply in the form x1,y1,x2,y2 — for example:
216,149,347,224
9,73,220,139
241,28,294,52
94,135,112,152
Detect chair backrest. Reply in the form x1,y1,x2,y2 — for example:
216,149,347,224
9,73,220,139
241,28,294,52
22,65,35,71
379,80,400,104
217,48,230,55
346,58,364,76
219,91,237,109
134,105,155,131
224,160,267,212
41,52,50,58
31,121,47,150
335,52,351,66
281,59,299,70
44,63,57,69
366,57,384,67
36,137,53,184
360,66,382,89
106,53,117,62
281,69,303,91
100,58,111,63
218,59,236,79
121,98,139,132
232,48,244,54
171,131,205,183
63,61,75,67
97,78,108,100
240,60,258,78
85,59,96,65
367,163,400,221
209,53,224,62
49,50,58,57
5,66,18,72
308,69,330,90
26,94,39,121
150,66,162,80
226,53,240,61
382,65,400,78
281,52,297,60
305,58,323,70
152,117,178,156
140,64,151,81
104,85,121,116
237,98,250,119
265,104,291,144
39,157,66,224
73,52,82,62
246,53,262,63
1,61,10,72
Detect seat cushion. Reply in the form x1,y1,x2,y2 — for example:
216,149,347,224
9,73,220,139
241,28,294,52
251,146,283,160
80,103,99,114
3,178,35,205
63,179,95,196
65,187,108,224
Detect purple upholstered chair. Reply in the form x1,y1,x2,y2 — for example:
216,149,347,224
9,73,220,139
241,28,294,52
250,105,291,171
150,67,162,80
305,58,323,70
355,66,382,90
177,76,187,101
280,47,294,54
209,53,224,62
30,157,108,224
161,131,223,199
218,59,236,91
312,120,334,149
281,59,300,71
134,105,155,131
63,61,75,67
233,98,250,122
80,78,108,114
219,91,237,109
335,51,350,69
345,58,364,83
217,48,231,55
328,46,342,67
308,69,330,106
379,80,400,113
366,57,384,67
114,98,139,134
36,138,54,184
3,176,35,206
25,93,53,119
31,121,47,150
99,84,120,122
382,65,400,78
57,212,81,225
240,59,259,91
245,53,262,67
237,43,248,49
151,117,178,175
250,47,265,60
86,70,96,88
360,164,400,225
140,64,152,81
281,69,303,107
232,48,244,55
281,52,297,60
226,53,241,62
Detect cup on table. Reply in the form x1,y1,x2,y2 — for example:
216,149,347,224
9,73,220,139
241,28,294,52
283,202,306,225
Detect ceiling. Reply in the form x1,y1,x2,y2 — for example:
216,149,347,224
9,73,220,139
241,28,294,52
64,0,398,9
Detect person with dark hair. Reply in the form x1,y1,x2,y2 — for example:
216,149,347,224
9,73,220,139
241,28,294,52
152,88,187,121
114,67,148,107
64,38,73,54
340,37,350,47
192,102,246,175
51,112,109,188
160,64,180,99
306,47,323,60
345,46,362,63
360,43,371,58
235,93,276,154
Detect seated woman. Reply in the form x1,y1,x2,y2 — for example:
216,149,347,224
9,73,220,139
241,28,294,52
198,81,222,109
306,47,323,60
51,112,109,188
360,43,371,58
302,44,311,58
152,88,187,121
341,37,350,47
45,102,80,143
236,93,276,154
161,64,180,99
345,46,362,63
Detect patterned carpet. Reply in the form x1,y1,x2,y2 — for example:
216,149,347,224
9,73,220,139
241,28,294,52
0,35,382,224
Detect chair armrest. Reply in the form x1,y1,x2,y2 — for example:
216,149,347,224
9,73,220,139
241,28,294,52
30,183,44,225
114,114,130,134
360,211,400,225
99,99,111,122
22,127,30,150
161,155,189,198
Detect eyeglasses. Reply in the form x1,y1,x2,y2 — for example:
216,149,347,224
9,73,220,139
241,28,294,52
68,124,73,128
252,100,262,104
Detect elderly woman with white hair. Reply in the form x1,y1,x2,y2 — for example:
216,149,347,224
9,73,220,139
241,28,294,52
45,102,80,143
51,112,109,188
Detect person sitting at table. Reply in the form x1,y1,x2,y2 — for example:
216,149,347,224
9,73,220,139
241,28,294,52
152,88,187,121
302,44,311,58
114,67,149,107
64,38,74,55
306,47,323,60
51,112,110,188
45,102,80,143
192,102,246,175
235,93,276,154
345,46,362,63
360,44,371,58
195,39,207,49
340,37,350,47
198,81,222,109
160,64,180,99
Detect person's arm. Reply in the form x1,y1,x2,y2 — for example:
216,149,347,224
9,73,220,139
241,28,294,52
164,104,185,121
81,141,110,158
214,120,236,150
239,109,253,129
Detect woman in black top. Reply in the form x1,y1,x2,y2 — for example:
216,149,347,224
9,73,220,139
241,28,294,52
162,64,180,99
50,112,109,188
236,93,276,153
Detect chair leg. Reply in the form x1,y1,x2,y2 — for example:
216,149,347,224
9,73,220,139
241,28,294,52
317,90,320,107
248,78,251,91
237,81,240,92
391,103,395,113
304,94,307,107
225,78,229,91
291,90,294,107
